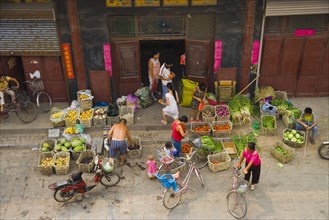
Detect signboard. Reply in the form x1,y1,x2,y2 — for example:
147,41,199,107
213,40,222,73
135,0,160,7
103,44,113,77
62,43,74,79
294,29,316,37
106,0,132,7
192,0,217,6
251,40,260,65
163,0,188,6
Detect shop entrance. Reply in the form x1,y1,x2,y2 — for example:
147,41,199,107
140,40,185,89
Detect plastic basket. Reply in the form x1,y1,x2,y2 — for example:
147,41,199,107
54,152,70,175
275,91,288,101
260,104,280,120
282,115,295,129
119,106,134,125
106,115,120,125
79,108,94,128
65,109,78,127
38,152,55,175
156,174,176,189
207,151,231,172
214,105,230,121
40,138,56,152
127,137,142,159
93,106,107,127
222,138,238,159
77,90,93,109
211,120,233,137
76,150,95,173
190,122,211,137
271,141,295,163
261,115,277,136
202,105,216,123
282,128,305,148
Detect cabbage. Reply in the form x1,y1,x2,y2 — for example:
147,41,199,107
288,134,294,139
299,136,304,142
291,138,297,142
291,129,297,135
295,133,300,139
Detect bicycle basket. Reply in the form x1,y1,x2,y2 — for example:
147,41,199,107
156,173,175,189
29,79,44,92
157,150,174,164
237,182,248,194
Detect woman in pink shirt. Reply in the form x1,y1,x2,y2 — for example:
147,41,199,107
235,142,261,191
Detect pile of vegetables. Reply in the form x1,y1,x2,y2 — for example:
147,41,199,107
262,115,276,129
213,123,231,131
228,95,255,125
231,132,257,155
193,125,211,132
182,143,193,153
270,98,291,115
285,107,302,120
107,103,119,117
254,86,275,103
215,105,229,117
283,129,304,144
275,145,288,156
202,106,215,117
201,136,223,152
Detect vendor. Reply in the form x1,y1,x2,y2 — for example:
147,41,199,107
296,107,318,145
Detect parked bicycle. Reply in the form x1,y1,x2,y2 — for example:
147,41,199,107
0,88,37,123
25,79,52,112
156,149,205,209
226,166,248,219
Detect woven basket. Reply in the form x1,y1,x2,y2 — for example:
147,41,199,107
282,128,305,148
40,138,56,152
190,122,211,137
79,108,94,128
119,106,134,125
65,109,78,127
28,79,44,92
38,152,55,175
261,115,277,136
77,90,93,109
211,120,233,137
271,141,295,163
127,137,142,159
207,151,231,172
202,105,216,123
275,91,288,101
214,105,230,121
222,138,238,159
106,115,120,125
282,115,295,129
54,152,70,175
77,150,95,173
93,107,107,127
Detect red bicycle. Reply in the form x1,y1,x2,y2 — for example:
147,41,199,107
48,155,121,202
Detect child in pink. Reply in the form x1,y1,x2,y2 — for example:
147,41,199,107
145,155,158,179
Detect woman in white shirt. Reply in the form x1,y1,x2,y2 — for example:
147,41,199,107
159,82,179,125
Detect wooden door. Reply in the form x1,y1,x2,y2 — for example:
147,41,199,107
318,39,329,96
185,40,214,91
89,70,112,104
112,41,141,97
0,56,26,90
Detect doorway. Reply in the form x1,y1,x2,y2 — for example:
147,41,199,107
139,40,185,89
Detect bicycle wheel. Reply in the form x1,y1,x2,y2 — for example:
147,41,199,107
193,147,210,169
100,172,121,187
37,91,52,112
194,167,205,187
54,187,75,202
163,183,183,209
227,191,247,219
158,161,179,176
16,100,37,123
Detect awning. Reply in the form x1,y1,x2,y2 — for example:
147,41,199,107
266,0,329,17
0,2,60,56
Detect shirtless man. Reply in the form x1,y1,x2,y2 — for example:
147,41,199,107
107,118,133,166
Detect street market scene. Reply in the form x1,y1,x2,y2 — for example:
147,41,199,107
0,0,329,220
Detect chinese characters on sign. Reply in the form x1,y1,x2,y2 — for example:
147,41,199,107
62,43,74,79
192,0,217,6
213,40,222,73
294,29,316,37
135,0,160,7
251,40,260,65
163,0,188,6
106,0,132,7
103,44,113,77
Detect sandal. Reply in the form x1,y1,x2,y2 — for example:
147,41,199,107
250,184,256,191
120,159,126,166
160,120,167,125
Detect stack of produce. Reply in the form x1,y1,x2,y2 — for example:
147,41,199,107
182,142,193,153
93,108,107,120
231,132,257,155
65,109,78,127
79,108,93,128
215,105,230,121
40,157,54,167
63,124,84,135
283,129,305,147
201,136,223,153
270,98,291,115
228,95,255,125
262,115,276,128
193,125,211,132
55,137,86,153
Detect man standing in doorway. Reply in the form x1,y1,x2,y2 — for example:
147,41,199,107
159,60,175,103
148,51,160,100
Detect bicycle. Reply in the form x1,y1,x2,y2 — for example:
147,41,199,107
25,79,52,112
0,88,37,123
156,149,205,209
226,166,248,219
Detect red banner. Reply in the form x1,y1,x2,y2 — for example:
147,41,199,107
251,40,260,65
62,43,74,79
213,40,222,73
294,29,316,37
103,44,113,77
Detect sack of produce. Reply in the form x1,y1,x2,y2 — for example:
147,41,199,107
134,87,154,109
180,79,198,107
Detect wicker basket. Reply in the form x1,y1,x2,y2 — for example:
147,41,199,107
106,115,120,125
119,106,134,125
222,138,238,159
282,115,295,129
77,90,93,109
28,79,44,92
77,150,95,173
214,105,230,121
38,152,55,175
271,141,295,163
79,108,94,128
40,138,56,152
93,107,108,127
275,91,288,101
282,129,305,148
190,122,211,137
65,109,78,127
261,115,277,136
127,137,142,159
212,120,233,137
202,105,216,123
54,152,70,175
207,151,231,172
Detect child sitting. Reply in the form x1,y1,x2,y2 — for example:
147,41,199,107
162,141,178,157
145,155,158,179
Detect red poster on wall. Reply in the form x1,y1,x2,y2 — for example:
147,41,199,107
103,44,113,77
251,40,260,65
213,40,222,73
62,43,74,79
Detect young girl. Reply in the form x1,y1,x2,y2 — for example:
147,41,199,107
235,142,261,191
159,82,179,125
162,141,178,157
190,83,207,122
145,155,158,179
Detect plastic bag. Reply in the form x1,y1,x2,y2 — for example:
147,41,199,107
70,100,80,109
180,79,198,107
126,94,138,112
134,87,154,109
192,138,201,148
198,101,205,112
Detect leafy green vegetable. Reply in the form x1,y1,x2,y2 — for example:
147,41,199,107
262,115,276,128
201,136,223,152
231,132,257,155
